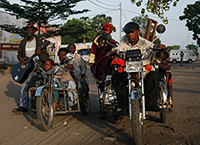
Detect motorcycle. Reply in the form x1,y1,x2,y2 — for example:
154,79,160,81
102,24,172,144
28,53,90,131
97,35,123,122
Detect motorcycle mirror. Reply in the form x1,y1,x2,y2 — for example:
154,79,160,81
102,33,112,41
157,24,166,34
64,52,73,62
35,56,40,62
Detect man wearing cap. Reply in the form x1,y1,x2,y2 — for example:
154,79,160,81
89,23,117,92
12,22,49,113
110,22,163,116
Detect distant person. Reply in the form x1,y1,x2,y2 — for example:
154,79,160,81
180,51,184,66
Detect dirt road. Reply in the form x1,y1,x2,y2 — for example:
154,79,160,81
0,64,200,145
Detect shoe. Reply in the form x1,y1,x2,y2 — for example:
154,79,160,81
12,107,28,114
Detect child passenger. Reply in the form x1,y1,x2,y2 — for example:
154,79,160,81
44,58,55,73
26,59,55,93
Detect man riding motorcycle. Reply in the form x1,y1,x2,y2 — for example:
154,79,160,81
107,22,162,116
89,23,117,93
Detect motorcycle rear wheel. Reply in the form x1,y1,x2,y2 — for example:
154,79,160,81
131,99,143,145
36,88,54,131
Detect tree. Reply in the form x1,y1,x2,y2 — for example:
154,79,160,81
154,38,161,46
179,1,200,45
61,18,88,44
130,0,180,24
187,44,198,55
61,14,116,44
129,14,161,45
89,14,116,35
131,14,149,37
0,0,88,38
166,45,180,52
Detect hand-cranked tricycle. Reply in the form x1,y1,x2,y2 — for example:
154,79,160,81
28,53,90,131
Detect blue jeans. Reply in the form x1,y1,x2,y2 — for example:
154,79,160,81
180,59,183,66
20,71,37,108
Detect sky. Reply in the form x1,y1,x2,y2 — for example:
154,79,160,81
7,0,198,48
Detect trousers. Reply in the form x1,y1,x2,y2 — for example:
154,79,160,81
20,71,37,108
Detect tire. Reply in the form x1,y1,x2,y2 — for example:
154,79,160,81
160,108,167,123
172,59,177,64
131,99,143,145
80,92,90,115
36,88,54,131
188,59,192,63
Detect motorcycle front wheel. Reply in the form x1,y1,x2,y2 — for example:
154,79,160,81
131,98,143,145
160,108,167,123
36,88,54,131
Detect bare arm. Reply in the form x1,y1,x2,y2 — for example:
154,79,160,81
159,60,171,70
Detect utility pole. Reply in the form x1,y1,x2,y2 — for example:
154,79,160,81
187,33,191,50
83,22,85,43
119,2,122,42
38,0,41,35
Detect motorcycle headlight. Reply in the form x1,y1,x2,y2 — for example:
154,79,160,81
126,61,142,72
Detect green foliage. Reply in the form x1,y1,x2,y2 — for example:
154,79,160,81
187,44,199,55
179,1,200,45
0,24,26,37
61,14,116,44
61,18,88,44
89,14,116,34
130,0,180,24
131,14,149,37
131,15,161,44
154,38,161,46
0,0,88,38
166,45,180,52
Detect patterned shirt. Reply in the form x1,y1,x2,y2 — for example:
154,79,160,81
116,36,155,76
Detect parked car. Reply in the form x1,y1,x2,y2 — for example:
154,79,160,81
169,50,197,63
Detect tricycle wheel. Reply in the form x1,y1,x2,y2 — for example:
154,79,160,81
36,88,54,131
160,108,167,123
80,92,90,115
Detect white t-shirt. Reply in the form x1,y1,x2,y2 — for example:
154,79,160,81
26,37,36,57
